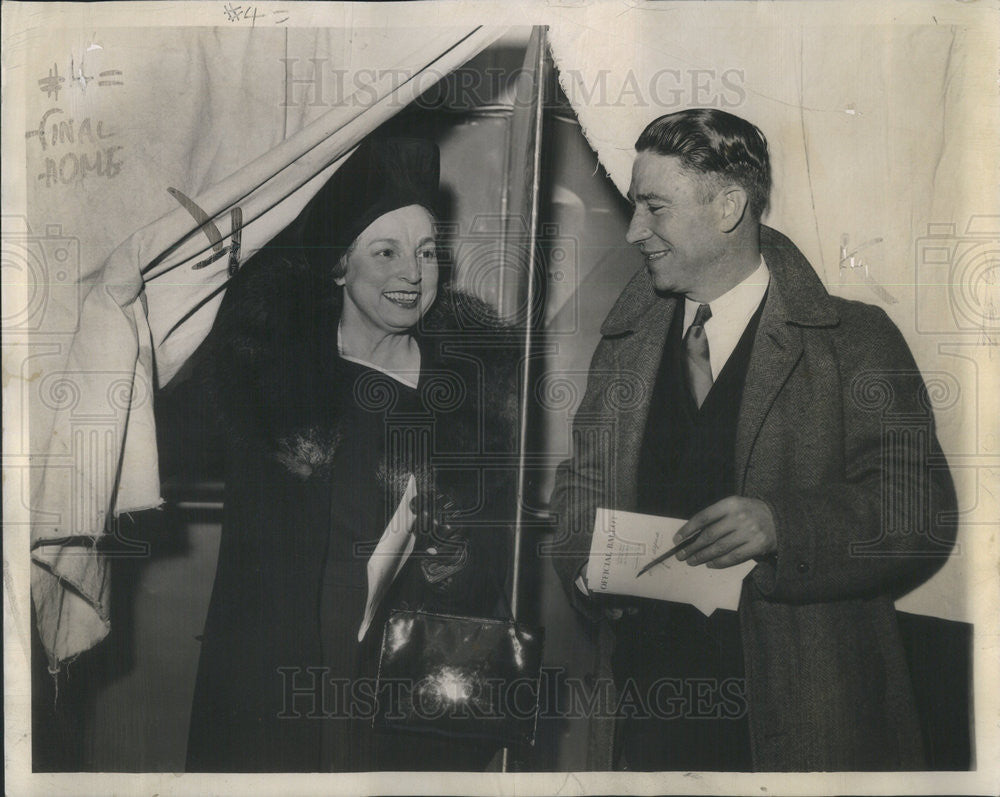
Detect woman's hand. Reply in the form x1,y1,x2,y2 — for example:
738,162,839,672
410,491,469,587
410,491,463,548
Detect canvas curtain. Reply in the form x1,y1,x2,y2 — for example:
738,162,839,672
24,25,507,669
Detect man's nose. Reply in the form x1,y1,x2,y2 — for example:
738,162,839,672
625,212,650,246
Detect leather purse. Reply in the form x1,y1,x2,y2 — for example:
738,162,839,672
373,599,544,746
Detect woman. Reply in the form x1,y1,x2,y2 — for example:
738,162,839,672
186,138,520,772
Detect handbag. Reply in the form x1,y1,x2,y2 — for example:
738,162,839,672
372,569,544,747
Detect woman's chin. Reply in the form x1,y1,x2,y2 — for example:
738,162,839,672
378,305,424,331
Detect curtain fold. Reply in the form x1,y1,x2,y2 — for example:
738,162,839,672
29,25,507,669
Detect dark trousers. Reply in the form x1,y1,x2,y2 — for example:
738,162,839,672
611,603,753,771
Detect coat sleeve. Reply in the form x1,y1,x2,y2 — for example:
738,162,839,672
197,250,336,465
750,305,959,603
415,323,521,618
548,336,621,623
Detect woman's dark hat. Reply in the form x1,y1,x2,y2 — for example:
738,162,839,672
302,137,440,273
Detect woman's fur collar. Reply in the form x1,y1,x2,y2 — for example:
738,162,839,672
202,252,521,479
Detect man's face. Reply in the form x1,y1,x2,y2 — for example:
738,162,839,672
626,152,728,299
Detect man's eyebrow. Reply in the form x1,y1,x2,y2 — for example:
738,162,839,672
634,192,670,204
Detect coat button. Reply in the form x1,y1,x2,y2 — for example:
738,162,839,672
796,562,810,574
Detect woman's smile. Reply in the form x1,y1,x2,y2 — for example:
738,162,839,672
383,289,421,308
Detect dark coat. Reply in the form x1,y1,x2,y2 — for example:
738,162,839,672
550,225,958,771
186,251,521,772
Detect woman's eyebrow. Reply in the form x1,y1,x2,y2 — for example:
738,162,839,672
416,236,436,248
366,237,401,247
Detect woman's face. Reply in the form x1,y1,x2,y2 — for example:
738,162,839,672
336,204,439,336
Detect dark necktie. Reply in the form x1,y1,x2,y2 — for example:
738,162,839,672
684,303,713,408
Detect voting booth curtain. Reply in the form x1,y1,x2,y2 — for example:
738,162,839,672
22,8,990,670
24,26,508,669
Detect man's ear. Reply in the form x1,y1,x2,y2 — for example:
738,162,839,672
718,185,749,233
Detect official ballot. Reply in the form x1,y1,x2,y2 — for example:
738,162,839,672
357,474,418,641
585,507,755,616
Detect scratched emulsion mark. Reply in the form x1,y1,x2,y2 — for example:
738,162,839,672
27,58,126,188
166,189,243,276
839,232,897,304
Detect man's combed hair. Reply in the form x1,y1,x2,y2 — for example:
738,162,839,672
636,109,771,220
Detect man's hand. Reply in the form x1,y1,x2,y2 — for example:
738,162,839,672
674,496,776,568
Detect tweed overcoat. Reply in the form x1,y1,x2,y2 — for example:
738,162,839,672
550,225,958,771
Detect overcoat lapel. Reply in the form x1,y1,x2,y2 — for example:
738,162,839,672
599,268,677,510
734,285,803,493
736,225,840,493
595,225,837,511
613,297,677,508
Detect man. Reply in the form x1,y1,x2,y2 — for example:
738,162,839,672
550,109,957,771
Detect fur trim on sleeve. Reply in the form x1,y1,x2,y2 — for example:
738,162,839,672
199,251,343,477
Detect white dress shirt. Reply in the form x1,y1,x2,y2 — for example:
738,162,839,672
682,256,770,381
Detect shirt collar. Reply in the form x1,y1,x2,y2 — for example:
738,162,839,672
684,255,770,332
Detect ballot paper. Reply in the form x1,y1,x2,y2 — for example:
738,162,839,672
357,474,419,641
585,507,755,616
